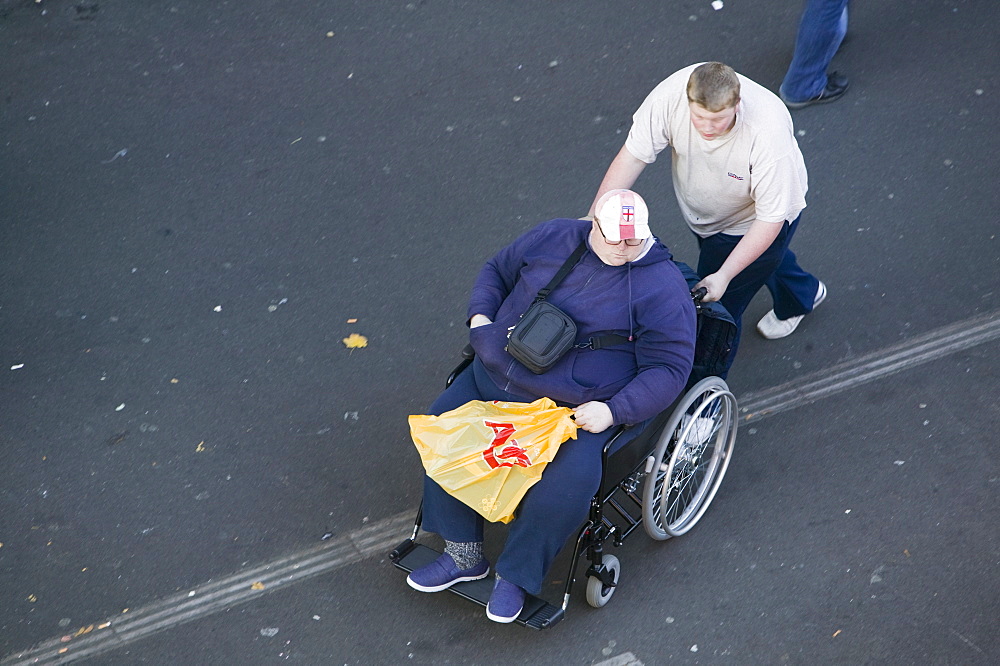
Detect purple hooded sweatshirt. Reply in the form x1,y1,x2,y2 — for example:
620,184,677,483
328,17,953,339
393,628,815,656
467,218,696,426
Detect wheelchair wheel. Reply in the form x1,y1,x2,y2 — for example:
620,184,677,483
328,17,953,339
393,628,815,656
642,376,737,540
585,554,620,608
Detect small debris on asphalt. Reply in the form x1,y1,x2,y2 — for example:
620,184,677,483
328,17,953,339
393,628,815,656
343,333,368,348
101,148,128,164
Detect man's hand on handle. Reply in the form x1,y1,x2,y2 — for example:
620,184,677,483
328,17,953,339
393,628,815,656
693,272,731,303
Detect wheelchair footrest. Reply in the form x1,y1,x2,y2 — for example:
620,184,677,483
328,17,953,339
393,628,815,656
391,541,564,630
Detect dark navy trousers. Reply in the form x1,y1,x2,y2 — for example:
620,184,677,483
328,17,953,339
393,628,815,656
696,215,820,376
420,357,644,595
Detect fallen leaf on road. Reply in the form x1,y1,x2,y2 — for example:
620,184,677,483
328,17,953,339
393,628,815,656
343,333,368,348
251,582,265,590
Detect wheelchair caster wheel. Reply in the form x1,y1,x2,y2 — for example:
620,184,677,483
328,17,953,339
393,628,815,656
585,554,620,608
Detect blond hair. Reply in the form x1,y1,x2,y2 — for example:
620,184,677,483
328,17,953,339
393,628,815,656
686,62,740,112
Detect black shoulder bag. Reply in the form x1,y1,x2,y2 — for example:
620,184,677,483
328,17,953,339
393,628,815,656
505,242,630,374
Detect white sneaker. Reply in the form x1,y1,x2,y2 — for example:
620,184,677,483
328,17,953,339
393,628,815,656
756,281,827,340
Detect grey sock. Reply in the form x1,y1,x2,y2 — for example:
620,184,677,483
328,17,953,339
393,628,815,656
444,540,483,571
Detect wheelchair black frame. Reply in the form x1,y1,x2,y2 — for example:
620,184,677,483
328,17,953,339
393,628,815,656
390,280,734,629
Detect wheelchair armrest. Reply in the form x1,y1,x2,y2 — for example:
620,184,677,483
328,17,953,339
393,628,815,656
446,346,476,387
602,423,632,456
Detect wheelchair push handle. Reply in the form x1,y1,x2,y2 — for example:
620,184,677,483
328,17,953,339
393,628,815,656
690,286,708,303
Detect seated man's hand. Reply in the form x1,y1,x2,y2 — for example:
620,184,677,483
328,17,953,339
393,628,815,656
573,401,614,433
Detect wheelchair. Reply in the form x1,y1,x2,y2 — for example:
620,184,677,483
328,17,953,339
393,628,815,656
390,263,738,629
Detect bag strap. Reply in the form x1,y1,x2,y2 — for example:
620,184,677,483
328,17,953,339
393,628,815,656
533,241,588,304
583,333,631,350
531,240,633,350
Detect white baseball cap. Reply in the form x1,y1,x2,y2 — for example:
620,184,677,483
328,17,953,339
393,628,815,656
594,189,651,242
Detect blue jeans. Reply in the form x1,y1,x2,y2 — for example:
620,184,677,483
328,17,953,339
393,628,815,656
780,0,850,102
696,216,819,376
420,357,645,595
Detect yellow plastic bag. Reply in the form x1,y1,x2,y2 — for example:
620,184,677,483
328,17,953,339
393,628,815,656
409,398,578,524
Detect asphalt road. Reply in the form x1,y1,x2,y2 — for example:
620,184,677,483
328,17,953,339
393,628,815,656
1,0,997,664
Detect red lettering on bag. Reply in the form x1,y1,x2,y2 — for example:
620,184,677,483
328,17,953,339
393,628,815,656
482,421,532,469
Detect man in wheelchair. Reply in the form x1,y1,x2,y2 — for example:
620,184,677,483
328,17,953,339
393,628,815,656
404,190,698,623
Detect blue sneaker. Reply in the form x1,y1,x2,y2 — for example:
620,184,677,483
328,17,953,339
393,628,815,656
406,553,489,593
486,576,525,623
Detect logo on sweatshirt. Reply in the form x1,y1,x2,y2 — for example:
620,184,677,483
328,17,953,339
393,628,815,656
727,172,745,181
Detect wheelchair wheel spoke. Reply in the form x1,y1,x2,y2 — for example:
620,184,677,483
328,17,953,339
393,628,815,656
643,377,738,540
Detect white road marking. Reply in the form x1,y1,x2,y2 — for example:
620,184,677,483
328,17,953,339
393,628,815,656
5,308,999,664
738,309,1000,423
593,652,645,666
1,514,416,665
